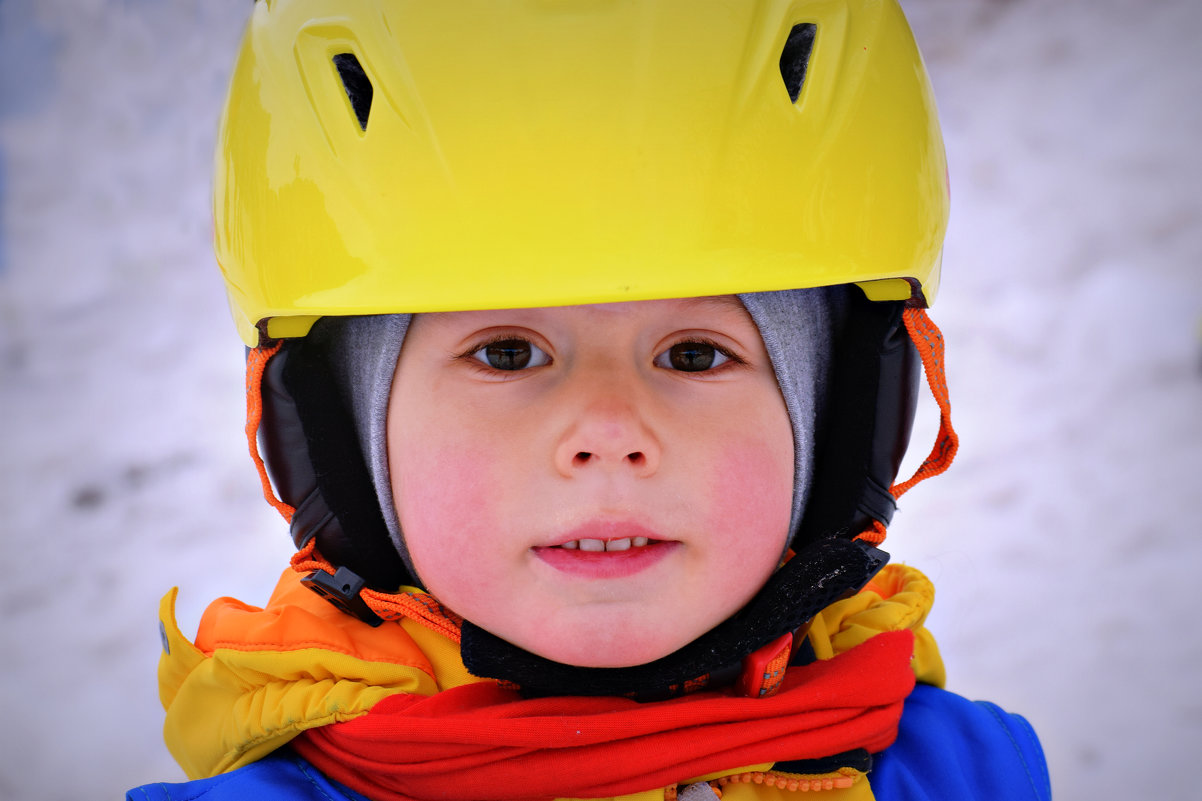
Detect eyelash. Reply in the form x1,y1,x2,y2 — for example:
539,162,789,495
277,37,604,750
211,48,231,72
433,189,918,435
456,335,746,374
457,334,552,374
657,337,747,373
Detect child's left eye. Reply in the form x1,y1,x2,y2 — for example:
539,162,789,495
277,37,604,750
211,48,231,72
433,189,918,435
653,341,733,372
471,338,551,371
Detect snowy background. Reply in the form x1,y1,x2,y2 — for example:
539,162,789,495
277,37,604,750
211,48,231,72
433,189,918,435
1,0,1199,798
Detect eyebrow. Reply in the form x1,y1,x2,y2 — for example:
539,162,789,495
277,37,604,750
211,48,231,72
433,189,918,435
679,295,748,312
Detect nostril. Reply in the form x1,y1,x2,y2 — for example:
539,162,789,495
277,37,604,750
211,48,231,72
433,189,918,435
567,451,649,470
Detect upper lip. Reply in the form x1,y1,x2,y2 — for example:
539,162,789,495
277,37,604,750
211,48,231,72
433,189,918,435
539,519,665,548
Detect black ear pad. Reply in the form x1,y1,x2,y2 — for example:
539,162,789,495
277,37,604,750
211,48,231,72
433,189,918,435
258,338,413,591
796,296,920,544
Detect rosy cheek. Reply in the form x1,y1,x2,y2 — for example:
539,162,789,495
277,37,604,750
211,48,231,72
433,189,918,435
708,437,794,559
393,440,499,581
400,448,476,528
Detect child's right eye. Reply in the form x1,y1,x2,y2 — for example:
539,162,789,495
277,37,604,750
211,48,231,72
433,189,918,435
471,338,551,371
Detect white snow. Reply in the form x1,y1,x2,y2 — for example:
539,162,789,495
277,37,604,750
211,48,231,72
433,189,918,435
1,1,1199,799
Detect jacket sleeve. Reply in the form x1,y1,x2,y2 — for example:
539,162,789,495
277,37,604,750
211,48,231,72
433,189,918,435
869,684,1051,801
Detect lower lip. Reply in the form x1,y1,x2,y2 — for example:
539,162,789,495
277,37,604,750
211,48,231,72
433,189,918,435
531,541,678,579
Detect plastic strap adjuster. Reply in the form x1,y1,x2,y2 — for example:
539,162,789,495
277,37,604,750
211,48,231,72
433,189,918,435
301,566,384,627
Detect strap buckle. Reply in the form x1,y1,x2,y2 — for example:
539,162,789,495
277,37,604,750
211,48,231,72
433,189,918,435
302,567,384,627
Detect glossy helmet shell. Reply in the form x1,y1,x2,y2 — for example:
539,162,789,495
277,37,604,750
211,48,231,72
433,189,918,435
215,0,947,346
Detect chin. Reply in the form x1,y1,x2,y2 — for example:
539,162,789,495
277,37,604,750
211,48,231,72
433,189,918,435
518,626,692,668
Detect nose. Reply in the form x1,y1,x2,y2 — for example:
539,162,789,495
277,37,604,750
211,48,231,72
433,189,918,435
553,378,661,478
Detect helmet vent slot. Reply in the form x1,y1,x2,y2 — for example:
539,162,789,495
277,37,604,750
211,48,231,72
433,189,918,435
332,53,373,130
779,23,817,103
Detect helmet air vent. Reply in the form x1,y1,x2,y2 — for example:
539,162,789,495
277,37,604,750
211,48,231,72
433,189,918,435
779,23,817,103
332,53,373,130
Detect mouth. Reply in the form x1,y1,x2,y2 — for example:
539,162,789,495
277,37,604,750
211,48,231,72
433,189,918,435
532,522,676,578
555,536,654,552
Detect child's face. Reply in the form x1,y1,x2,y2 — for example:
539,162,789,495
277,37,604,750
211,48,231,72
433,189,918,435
387,296,794,667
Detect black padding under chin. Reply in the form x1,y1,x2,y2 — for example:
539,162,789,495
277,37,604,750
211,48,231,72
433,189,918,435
258,338,412,591
796,295,919,545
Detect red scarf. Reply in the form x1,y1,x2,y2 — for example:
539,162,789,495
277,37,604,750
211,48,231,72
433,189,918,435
294,630,915,801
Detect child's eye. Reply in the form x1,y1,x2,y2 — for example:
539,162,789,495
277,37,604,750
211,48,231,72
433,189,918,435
654,341,734,372
471,338,551,371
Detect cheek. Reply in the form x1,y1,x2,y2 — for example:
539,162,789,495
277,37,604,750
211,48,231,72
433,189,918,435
389,417,513,597
394,441,492,539
707,435,794,555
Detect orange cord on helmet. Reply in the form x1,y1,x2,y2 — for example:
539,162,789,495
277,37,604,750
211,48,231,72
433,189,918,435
245,342,296,523
857,520,889,547
893,307,959,496
855,308,959,546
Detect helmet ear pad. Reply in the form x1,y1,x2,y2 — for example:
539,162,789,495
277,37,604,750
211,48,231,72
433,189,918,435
258,337,414,591
796,294,920,544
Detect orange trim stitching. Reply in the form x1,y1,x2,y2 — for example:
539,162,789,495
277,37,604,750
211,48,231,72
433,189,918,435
246,342,295,523
207,638,435,673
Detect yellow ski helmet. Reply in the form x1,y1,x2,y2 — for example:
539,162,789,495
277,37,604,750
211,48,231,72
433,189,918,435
223,1,960,665
215,0,948,346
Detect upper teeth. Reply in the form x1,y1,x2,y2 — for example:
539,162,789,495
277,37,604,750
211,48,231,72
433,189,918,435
560,536,650,552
